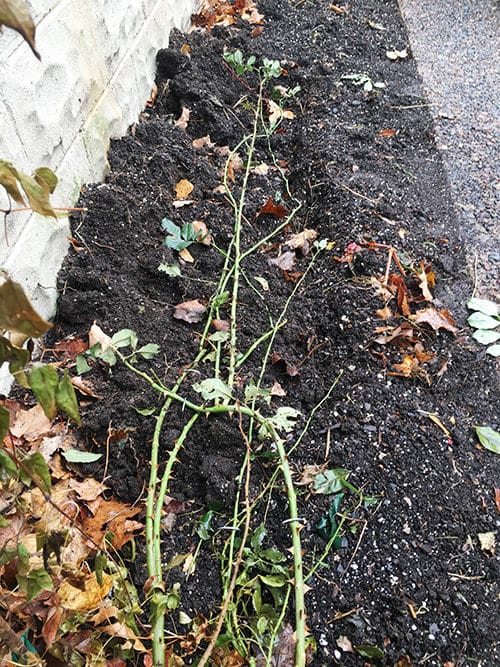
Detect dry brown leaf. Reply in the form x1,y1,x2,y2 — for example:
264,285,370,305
251,163,270,175
82,498,143,549
89,322,112,351
173,299,207,324
255,623,295,666
269,250,296,271
495,488,500,513
174,179,194,200
271,352,299,377
70,376,103,399
258,197,288,219
329,4,346,13
146,83,158,108
52,336,88,361
378,128,396,137
373,324,415,347
192,135,214,149
180,43,191,56
296,463,326,486
41,606,65,647
391,355,418,377
395,657,414,667
174,106,190,130
212,318,230,332
376,306,392,320
337,635,354,652
192,220,212,246
286,229,318,254
414,342,434,363
412,307,458,333
100,621,148,652
10,404,52,440
179,247,194,263
69,477,108,502
417,262,433,302
268,99,295,125
58,572,113,612
270,380,286,396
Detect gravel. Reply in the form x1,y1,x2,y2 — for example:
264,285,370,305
398,0,499,299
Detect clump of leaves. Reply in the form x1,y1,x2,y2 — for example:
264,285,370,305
341,72,386,93
467,297,500,357
162,217,203,251
77,326,159,374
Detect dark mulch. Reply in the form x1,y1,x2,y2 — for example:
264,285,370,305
51,1,499,665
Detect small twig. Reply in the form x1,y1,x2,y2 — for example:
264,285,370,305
340,183,382,205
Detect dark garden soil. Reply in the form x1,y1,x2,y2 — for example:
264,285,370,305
50,1,498,665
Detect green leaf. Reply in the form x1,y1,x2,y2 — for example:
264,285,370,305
208,331,230,343
486,343,500,357
472,329,500,345
94,551,107,586
313,468,351,495
137,343,160,359
21,451,51,493
474,426,500,455
258,573,287,588
196,510,214,541
0,404,10,442
0,449,18,480
211,291,230,308
0,279,52,338
55,371,81,425
316,493,344,545
61,449,102,464
259,406,301,439
17,567,54,601
158,263,181,277
29,364,58,420
467,312,500,330
467,297,499,317
76,353,92,374
0,336,30,381
17,543,30,575
192,377,232,402
244,381,271,405
111,329,138,349
0,0,40,60
134,406,157,416
355,645,384,659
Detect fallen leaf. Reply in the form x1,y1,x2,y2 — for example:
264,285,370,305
373,324,416,348
89,322,112,351
100,621,147,652
390,355,430,384
258,197,288,219
58,572,113,611
82,498,143,549
388,274,411,316
268,99,295,125
335,241,362,264
283,270,304,282
414,342,434,363
494,488,500,513
251,25,263,37
286,229,318,254
378,129,396,137
192,220,212,246
70,376,103,399
417,262,433,301
395,657,414,667
271,352,299,377
174,106,190,130
376,306,392,320
267,380,286,399
180,43,191,55
477,531,495,556
174,179,194,200
178,247,194,263
269,250,296,271
69,477,108,502
211,318,230,332
192,135,214,149
146,83,158,108
474,425,500,454
412,308,458,333
329,4,346,14
174,299,207,324
10,403,53,440
52,336,88,361
251,163,270,175
41,606,65,647
337,635,354,652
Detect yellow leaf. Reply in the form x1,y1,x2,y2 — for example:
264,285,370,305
58,572,113,611
174,179,194,200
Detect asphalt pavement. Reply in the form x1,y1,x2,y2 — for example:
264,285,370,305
399,0,499,298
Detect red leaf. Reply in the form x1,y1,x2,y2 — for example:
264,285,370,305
258,197,288,219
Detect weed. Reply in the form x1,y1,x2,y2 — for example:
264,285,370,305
467,296,500,356
342,72,386,93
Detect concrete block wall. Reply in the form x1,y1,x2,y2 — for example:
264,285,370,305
0,0,196,322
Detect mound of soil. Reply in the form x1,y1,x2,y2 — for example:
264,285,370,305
51,1,498,665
